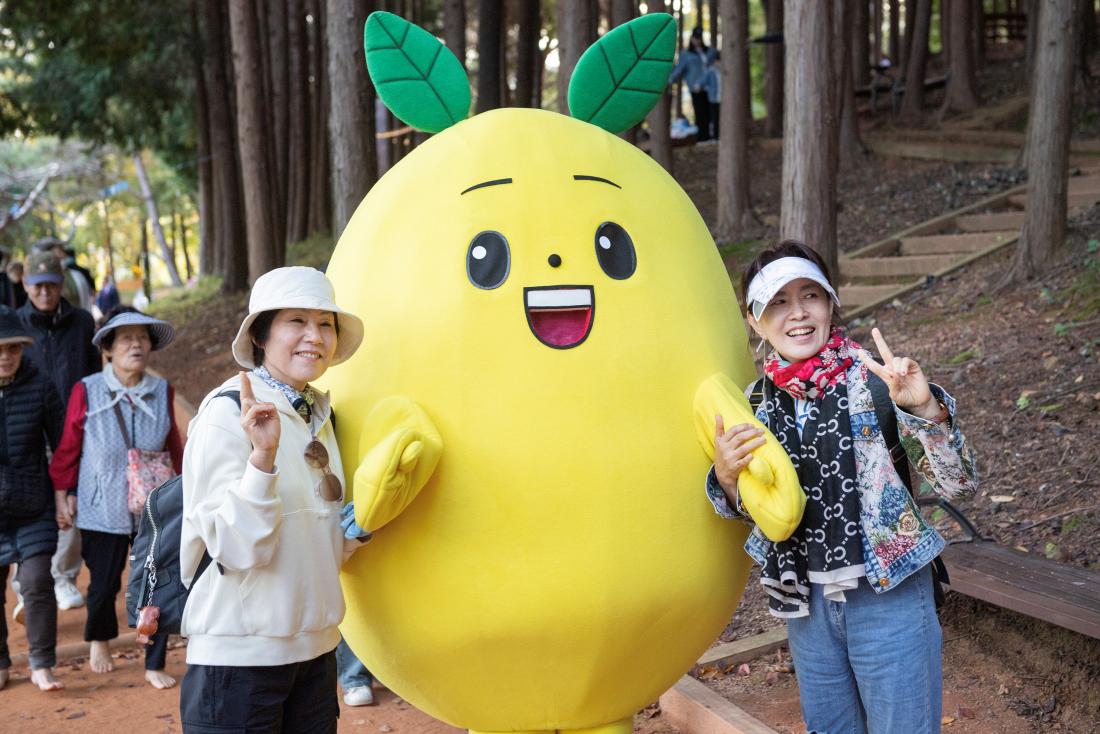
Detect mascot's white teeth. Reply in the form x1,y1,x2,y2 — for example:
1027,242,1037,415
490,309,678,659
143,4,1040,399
523,286,595,350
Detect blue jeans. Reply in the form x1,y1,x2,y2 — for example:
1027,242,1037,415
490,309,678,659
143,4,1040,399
786,565,942,734
335,638,374,692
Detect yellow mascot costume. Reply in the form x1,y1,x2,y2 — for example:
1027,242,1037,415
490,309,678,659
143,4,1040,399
324,12,804,734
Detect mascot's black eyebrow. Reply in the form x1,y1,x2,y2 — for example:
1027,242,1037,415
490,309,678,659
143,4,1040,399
461,178,513,195
573,175,622,189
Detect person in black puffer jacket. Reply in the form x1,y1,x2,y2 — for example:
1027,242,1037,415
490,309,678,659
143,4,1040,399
17,250,99,612
0,306,66,692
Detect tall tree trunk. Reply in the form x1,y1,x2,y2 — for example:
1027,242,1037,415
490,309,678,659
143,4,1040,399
853,0,872,87
101,199,116,284
709,0,720,42
178,209,194,281
1075,0,1096,87
444,0,467,70
780,0,838,275
140,216,152,301
716,0,752,241
327,0,379,237
942,0,980,113
132,152,185,287
268,0,290,244
557,0,596,113
202,0,248,289
873,0,885,64
903,0,919,69
940,0,950,64
835,0,867,168
899,0,933,120
973,0,984,68
889,0,901,63
192,0,216,278
308,0,333,236
478,0,503,111
229,0,281,282
286,0,312,244
515,0,540,107
1005,0,1075,282
1025,0,1039,78
763,0,783,138
610,0,637,142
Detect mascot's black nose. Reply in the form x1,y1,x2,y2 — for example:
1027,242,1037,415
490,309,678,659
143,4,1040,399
548,254,562,268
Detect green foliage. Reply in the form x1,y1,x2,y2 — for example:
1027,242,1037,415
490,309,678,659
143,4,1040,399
1015,393,1031,411
1054,322,1069,337
1044,542,1060,560
364,12,470,134
1087,238,1099,254
947,346,982,365
567,14,676,133
286,233,336,271
145,275,223,328
1062,514,1083,534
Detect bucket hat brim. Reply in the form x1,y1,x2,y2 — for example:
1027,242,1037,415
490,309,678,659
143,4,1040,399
93,312,176,351
231,267,364,370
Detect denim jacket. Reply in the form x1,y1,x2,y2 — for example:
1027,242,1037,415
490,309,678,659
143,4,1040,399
706,358,978,594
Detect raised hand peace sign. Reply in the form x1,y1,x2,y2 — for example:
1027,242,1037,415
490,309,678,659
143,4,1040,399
856,328,939,419
239,371,281,470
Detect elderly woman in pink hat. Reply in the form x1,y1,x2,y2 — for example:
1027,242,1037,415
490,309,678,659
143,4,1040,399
179,267,367,734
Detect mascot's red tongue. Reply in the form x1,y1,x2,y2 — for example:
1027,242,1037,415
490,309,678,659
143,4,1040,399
528,307,592,348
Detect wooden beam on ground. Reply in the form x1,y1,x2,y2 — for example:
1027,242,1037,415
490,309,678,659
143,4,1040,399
660,675,779,734
841,254,964,278
694,629,789,673
1010,190,1100,209
898,232,1017,255
864,137,1018,164
841,283,919,307
941,541,1100,640
956,212,1027,232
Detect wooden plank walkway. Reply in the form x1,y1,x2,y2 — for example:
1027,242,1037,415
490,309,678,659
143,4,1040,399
839,162,1100,318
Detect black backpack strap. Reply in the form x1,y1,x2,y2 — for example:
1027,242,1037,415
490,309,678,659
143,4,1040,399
747,377,765,413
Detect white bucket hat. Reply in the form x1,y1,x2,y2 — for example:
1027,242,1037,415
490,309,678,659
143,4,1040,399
231,266,364,369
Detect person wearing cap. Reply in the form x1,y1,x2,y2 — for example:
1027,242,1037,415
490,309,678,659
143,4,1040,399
0,306,67,692
48,305,183,689
31,237,94,313
18,250,100,613
704,240,978,734
178,266,368,733
668,27,717,142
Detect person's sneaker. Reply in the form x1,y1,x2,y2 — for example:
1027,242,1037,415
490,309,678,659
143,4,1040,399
55,579,85,610
342,685,376,706
12,598,24,625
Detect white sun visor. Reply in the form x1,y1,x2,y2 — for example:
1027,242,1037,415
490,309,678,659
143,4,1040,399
746,257,841,320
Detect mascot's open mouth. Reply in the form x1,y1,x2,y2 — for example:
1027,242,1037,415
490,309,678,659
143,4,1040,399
523,286,595,349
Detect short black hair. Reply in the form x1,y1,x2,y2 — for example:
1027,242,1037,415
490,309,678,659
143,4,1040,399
740,240,842,322
98,305,151,355
249,309,340,367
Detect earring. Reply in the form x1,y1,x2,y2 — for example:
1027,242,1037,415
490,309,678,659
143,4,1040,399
755,336,766,354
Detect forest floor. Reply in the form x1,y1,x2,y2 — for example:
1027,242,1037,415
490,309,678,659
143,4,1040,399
7,44,1098,734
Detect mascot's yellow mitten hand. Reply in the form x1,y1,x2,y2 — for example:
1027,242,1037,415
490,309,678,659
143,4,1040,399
353,397,443,532
693,374,805,542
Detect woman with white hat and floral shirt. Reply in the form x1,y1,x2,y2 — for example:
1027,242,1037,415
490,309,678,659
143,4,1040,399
707,240,978,734
179,266,370,733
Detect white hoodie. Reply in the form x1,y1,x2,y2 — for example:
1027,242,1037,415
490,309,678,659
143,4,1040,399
180,372,351,666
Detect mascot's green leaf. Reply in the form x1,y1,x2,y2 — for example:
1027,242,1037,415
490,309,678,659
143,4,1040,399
364,12,470,134
567,14,676,134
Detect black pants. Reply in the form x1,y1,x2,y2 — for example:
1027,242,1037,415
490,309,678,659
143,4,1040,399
80,528,168,670
711,102,720,139
181,650,339,734
0,554,56,670
692,90,712,141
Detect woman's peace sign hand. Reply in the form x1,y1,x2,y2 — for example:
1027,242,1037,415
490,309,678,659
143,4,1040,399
240,371,280,472
856,328,939,419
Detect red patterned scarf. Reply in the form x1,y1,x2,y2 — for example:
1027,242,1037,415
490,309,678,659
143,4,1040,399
763,327,859,401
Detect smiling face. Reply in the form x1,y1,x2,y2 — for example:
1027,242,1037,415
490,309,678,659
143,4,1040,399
748,277,834,362
0,342,24,378
259,308,338,390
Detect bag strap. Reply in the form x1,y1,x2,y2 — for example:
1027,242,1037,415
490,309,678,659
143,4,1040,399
747,377,765,413
111,396,134,450
866,371,913,494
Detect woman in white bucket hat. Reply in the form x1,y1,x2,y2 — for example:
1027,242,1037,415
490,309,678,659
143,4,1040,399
178,267,367,733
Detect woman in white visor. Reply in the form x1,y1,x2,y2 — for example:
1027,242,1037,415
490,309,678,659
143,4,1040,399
705,240,978,734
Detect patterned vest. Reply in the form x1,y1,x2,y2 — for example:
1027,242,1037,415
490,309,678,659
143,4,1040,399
75,372,171,535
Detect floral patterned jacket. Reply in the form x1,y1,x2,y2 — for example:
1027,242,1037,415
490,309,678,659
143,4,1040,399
706,357,979,594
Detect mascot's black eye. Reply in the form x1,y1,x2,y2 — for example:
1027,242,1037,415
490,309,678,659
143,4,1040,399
466,231,510,289
594,222,636,280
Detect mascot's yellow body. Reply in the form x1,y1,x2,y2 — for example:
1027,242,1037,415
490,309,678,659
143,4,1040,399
323,12,802,734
